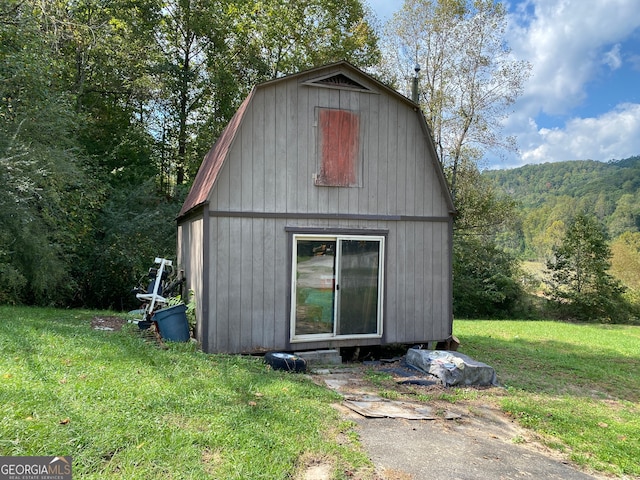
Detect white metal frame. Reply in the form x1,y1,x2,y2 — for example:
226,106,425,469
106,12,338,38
133,257,172,321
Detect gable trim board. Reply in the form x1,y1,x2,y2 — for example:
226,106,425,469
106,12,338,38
178,61,455,354
303,72,374,92
208,210,450,222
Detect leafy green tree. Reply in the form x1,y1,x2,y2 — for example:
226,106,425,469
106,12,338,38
41,0,162,185
609,193,640,238
1,0,173,307
611,232,640,292
486,157,640,258
610,232,640,316
545,214,627,322
1,0,102,305
379,0,531,317
154,0,380,188
453,235,524,318
80,181,183,309
451,161,525,313
1,0,381,308
231,0,379,80
147,0,381,190
153,0,231,186
381,0,530,199
453,161,517,235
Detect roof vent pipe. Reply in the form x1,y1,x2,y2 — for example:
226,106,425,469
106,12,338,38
412,64,421,104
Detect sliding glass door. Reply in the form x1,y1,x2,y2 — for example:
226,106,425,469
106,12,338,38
291,234,384,340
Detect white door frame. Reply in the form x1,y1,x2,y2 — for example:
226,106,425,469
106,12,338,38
290,233,384,342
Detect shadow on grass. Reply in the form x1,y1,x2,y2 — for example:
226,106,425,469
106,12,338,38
458,333,639,402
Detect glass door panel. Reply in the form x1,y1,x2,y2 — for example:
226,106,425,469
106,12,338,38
292,235,383,340
337,240,380,335
294,240,336,336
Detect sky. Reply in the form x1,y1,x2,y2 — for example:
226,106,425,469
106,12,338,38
366,0,640,170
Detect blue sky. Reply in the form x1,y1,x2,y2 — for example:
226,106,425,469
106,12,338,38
366,0,640,170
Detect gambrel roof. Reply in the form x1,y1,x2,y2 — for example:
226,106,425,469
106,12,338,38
178,61,455,219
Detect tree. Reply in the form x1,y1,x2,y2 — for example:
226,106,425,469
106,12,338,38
545,214,627,322
453,235,524,318
81,181,181,309
230,0,379,80
609,193,640,238
377,0,531,317
1,0,105,305
155,0,380,188
41,0,162,185
153,0,230,187
381,0,530,199
610,232,640,292
1,0,381,308
452,160,517,235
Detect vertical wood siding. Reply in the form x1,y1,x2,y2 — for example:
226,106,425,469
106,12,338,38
193,67,453,353
203,216,451,352
210,79,450,218
177,216,204,339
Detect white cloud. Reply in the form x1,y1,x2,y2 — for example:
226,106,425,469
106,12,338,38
507,0,640,116
603,44,623,70
520,103,640,163
497,0,640,167
369,0,640,167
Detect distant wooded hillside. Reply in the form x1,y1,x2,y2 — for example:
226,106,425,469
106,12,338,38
483,155,640,259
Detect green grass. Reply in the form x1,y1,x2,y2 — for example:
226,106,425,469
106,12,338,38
0,307,371,479
454,320,640,477
2,308,639,478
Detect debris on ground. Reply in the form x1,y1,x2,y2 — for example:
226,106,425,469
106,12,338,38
316,365,464,421
343,396,461,420
406,348,498,387
91,316,126,331
375,361,439,387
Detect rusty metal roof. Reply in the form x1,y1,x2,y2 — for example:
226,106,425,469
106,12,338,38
178,89,255,218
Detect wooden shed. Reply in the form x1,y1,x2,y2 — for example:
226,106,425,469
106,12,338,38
177,61,456,354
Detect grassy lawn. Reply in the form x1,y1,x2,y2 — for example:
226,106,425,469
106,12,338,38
2,308,639,478
0,307,371,479
454,320,640,477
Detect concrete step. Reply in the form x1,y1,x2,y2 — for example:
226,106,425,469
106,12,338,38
295,349,343,366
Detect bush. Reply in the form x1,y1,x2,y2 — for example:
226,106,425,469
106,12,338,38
0,262,27,304
75,181,184,310
453,235,525,318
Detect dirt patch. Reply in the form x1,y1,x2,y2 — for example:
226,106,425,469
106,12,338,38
294,454,334,480
300,462,332,480
91,316,126,331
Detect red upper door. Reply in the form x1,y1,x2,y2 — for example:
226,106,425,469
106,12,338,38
316,108,360,187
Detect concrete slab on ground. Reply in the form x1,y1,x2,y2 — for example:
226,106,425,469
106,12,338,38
311,366,606,480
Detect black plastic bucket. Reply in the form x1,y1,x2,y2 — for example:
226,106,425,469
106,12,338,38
153,304,190,342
